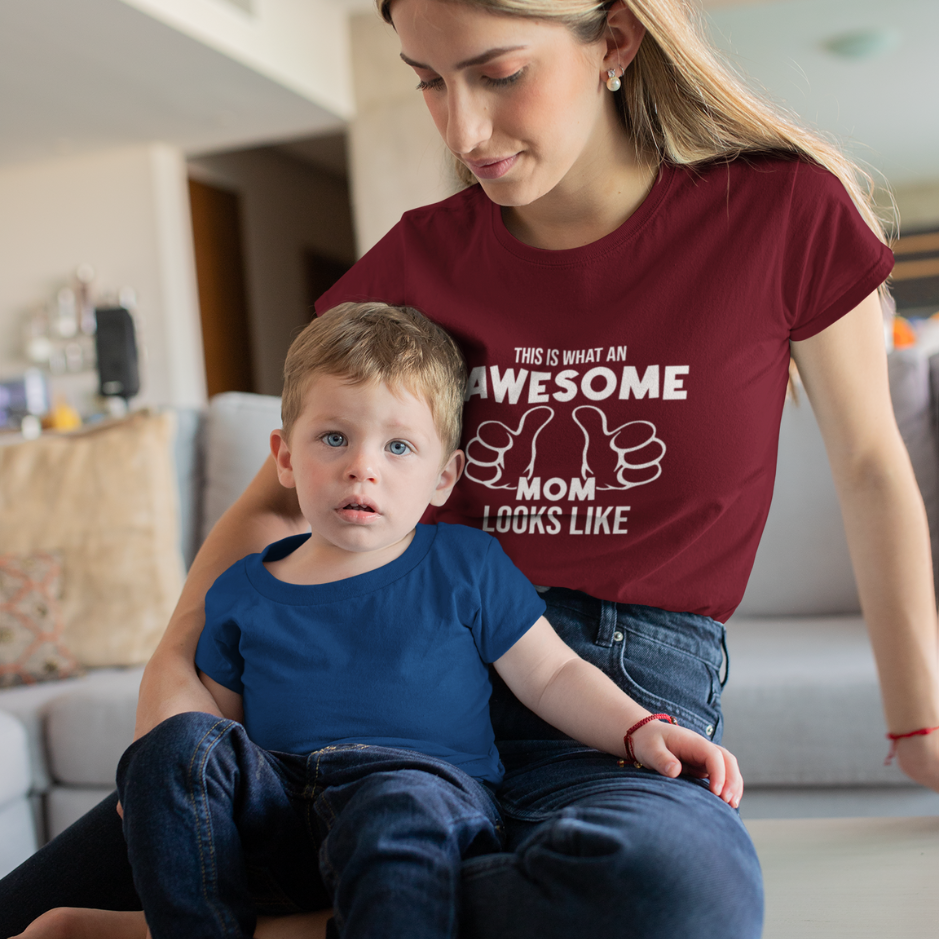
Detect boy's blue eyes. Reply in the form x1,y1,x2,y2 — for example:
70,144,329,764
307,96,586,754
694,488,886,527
321,434,410,455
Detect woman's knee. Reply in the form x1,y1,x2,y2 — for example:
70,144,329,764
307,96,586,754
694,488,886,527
510,790,763,932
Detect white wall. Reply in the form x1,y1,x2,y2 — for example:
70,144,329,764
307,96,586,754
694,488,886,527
189,147,356,395
119,0,354,119
0,143,206,408
347,11,459,255
895,180,939,232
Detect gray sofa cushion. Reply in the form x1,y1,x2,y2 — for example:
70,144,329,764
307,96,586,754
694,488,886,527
45,669,142,786
0,668,143,793
46,786,114,841
173,407,205,571
0,710,30,806
736,393,859,617
722,616,911,786
0,709,36,875
201,393,284,543
738,349,939,616
0,797,36,878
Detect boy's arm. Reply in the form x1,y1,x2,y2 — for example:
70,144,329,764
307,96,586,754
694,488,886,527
493,616,742,806
198,670,245,724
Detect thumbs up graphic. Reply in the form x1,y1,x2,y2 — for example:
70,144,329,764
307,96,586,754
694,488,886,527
572,406,665,490
464,406,554,489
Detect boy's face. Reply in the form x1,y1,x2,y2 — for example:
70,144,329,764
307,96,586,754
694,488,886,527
271,373,464,557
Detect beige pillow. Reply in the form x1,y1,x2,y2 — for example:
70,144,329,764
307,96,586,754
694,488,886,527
0,411,184,668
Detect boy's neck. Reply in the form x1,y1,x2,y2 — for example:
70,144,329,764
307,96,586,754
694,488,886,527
263,527,417,586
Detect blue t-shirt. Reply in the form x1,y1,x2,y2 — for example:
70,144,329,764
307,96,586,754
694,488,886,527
195,523,546,784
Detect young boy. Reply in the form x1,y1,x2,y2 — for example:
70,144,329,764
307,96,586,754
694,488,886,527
61,303,742,939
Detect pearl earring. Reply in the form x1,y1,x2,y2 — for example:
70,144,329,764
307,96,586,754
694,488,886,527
606,68,622,92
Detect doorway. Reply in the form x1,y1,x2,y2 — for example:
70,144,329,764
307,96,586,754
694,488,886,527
188,179,255,397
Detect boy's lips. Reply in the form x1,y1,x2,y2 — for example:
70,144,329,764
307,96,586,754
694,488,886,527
336,499,381,522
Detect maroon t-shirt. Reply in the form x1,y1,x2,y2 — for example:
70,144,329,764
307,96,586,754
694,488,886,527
317,157,893,622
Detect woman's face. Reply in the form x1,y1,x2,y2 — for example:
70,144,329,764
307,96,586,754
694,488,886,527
390,0,632,209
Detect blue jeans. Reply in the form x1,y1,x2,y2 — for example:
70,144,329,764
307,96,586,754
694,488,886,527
0,589,763,939
461,589,763,937
116,717,504,939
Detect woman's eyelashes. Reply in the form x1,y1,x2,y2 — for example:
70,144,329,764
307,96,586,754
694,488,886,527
483,69,523,88
415,69,524,92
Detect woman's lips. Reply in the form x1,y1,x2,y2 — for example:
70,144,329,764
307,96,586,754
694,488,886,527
464,154,519,180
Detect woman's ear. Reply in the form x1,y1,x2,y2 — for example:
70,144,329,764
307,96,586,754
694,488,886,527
430,449,466,507
603,0,646,76
270,429,296,489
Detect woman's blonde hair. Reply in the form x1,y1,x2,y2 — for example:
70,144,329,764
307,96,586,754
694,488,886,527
378,0,890,244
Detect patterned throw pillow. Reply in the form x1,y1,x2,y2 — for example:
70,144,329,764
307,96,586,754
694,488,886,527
0,551,83,687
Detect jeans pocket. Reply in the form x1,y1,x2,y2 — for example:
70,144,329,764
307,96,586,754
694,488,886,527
613,633,723,743
548,599,724,744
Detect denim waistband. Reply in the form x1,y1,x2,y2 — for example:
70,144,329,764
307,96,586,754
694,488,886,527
542,587,727,674
491,588,728,746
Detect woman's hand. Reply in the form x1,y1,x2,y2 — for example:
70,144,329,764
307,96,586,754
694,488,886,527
895,731,939,791
629,720,743,808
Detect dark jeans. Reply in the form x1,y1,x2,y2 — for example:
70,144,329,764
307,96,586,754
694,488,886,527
115,717,503,939
0,589,764,938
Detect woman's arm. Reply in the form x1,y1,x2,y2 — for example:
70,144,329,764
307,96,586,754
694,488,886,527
134,456,307,741
791,290,939,789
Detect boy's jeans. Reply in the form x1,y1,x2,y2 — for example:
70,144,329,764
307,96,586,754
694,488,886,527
0,588,763,939
115,720,504,939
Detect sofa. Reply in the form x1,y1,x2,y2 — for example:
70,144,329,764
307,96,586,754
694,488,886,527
2,354,939,879
0,394,283,878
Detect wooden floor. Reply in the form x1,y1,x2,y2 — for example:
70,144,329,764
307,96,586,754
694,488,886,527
747,816,939,938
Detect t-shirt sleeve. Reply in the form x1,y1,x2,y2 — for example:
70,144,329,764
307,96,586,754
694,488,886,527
784,163,894,342
194,566,247,695
471,537,547,663
315,222,409,314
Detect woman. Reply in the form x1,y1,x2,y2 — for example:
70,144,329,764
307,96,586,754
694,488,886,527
4,1,938,937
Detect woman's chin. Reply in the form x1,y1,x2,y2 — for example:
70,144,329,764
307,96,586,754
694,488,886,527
476,176,543,209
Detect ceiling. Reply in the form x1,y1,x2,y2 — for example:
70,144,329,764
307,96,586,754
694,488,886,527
705,0,939,187
0,0,346,169
0,0,935,189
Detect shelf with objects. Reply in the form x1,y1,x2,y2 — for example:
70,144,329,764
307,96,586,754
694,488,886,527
2,265,142,441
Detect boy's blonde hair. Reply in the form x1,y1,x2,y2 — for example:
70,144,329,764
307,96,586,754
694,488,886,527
281,302,467,454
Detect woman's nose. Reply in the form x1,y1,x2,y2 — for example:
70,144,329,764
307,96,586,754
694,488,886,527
445,88,491,157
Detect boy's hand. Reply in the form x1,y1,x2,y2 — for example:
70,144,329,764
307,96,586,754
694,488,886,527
629,720,743,808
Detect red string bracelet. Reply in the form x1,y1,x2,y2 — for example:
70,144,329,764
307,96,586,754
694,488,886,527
884,725,939,765
620,713,676,769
